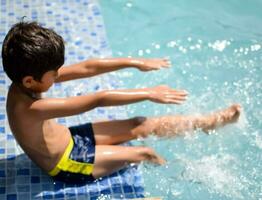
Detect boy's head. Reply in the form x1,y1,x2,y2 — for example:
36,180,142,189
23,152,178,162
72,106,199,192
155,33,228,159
1,21,64,85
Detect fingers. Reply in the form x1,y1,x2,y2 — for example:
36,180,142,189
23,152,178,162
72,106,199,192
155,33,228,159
163,57,172,67
149,58,171,69
165,94,187,101
151,85,189,105
165,94,187,104
163,88,188,104
158,58,171,68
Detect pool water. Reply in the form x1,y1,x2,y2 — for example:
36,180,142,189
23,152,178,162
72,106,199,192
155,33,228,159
101,0,262,199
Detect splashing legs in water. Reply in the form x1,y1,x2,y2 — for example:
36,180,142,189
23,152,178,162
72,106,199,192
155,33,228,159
132,104,241,138
90,104,241,178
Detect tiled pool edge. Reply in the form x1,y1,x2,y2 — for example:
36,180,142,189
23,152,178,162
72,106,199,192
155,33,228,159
0,0,145,199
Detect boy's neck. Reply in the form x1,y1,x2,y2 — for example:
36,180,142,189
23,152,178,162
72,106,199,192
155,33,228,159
14,83,42,99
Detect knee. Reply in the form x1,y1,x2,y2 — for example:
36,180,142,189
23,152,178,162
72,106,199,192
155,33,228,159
132,116,147,126
130,117,150,138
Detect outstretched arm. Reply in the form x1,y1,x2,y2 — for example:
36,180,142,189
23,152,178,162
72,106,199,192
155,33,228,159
55,58,171,82
29,85,187,120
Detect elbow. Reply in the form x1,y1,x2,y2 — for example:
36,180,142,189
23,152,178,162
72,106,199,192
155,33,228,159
96,91,107,107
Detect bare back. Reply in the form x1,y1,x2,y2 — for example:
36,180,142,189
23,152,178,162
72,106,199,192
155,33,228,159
6,83,71,172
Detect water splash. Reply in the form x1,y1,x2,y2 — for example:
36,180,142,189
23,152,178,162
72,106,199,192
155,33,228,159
179,154,246,199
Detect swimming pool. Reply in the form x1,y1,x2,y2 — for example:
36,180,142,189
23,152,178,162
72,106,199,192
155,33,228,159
101,0,262,199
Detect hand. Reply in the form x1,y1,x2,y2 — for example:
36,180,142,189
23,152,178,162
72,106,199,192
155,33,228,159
131,58,171,71
148,85,188,104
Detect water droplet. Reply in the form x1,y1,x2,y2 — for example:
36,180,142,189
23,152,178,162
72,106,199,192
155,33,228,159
126,2,133,7
138,50,143,56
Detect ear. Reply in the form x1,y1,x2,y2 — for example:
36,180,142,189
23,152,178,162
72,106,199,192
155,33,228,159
22,76,36,88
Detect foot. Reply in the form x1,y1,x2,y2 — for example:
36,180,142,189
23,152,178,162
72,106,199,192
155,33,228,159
149,153,166,165
202,104,241,133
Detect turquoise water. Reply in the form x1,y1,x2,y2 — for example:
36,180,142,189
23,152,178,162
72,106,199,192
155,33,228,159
101,0,262,199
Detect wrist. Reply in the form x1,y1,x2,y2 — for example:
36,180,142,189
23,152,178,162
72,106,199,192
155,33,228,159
128,58,144,68
144,87,153,100
118,58,144,68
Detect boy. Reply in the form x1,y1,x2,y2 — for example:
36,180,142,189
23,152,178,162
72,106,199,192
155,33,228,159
2,21,240,184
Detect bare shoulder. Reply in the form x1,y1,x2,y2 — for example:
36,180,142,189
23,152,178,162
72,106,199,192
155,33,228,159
6,84,46,144
7,84,33,110
6,84,39,124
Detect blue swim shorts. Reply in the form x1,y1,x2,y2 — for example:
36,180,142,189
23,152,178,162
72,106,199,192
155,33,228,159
48,123,96,184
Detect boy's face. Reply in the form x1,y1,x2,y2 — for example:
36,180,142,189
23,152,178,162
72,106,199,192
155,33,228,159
22,70,58,93
38,70,58,92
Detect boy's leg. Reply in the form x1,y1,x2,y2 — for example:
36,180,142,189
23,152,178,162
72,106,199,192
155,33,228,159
92,145,165,179
92,104,241,144
92,117,146,145
139,104,241,137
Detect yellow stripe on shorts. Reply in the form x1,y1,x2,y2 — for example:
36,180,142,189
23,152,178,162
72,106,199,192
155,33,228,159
48,137,94,176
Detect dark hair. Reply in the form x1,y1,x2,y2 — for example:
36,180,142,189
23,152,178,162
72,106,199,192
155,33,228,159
1,21,65,83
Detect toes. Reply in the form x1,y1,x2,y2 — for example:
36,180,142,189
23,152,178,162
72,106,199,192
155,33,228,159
231,104,241,112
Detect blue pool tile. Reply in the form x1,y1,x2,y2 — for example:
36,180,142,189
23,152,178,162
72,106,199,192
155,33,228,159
0,187,5,194
7,155,15,160
64,193,77,198
53,182,63,190
31,193,39,199
56,22,62,26
94,85,100,90
91,196,99,200
47,10,53,15
17,185,30,193
63,16,69,21
0,114,5,120
31,176,40,183
42,183,55,190
17,169,30,176
54,193,64,198
134,186,144,193
8,12,15,16
57,118,66,123
0,127,5,133
6,194,17,200
90,32,97,36
78,56,85,60
16,176,30,185
0,178,4,185
75,40,82,46
123,185,134,193
125,193,136,198
136,193,145,198
7,135,14,140
93,49,100,54
101,188,111,194
112,187,122,193
70,9,76,14
43,194,53,199
84,46,91,50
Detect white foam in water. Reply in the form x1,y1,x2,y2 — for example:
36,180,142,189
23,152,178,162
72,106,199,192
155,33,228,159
179,154,246,199
208,40,230,52
253,132,262,150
